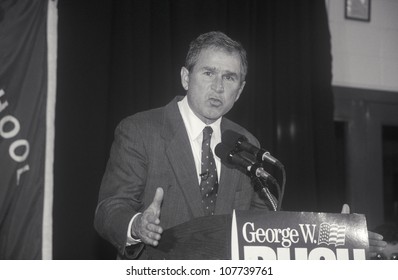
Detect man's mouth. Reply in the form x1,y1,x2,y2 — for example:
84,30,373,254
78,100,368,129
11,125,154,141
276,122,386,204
208,98,222,107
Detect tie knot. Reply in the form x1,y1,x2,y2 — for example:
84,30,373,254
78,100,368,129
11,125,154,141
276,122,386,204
203,126,213,139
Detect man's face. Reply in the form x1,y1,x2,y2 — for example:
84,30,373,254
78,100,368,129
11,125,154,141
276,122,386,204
181,48,246,124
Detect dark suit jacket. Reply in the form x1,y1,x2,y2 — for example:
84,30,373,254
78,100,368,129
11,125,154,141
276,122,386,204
94,96,272,257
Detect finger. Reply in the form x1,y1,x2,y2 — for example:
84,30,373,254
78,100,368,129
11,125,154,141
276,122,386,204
141,235,159,246
144,230,161,242
369,239,387,249
368,230,387,257
139,214,163,246
141,230,162,246
341,204,350,214
151,239,159,246
151,187,164,210
368,231,384,241
145,188,164,223
147,223,163,234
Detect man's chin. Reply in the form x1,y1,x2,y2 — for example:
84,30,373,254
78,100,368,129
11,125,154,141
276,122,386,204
204,111,223,123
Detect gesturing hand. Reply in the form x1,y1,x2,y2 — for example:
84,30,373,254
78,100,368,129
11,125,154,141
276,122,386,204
132,187,164,246
340,204,386,258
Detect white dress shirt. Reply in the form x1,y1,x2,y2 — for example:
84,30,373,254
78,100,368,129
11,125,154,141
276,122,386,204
177,96,222,183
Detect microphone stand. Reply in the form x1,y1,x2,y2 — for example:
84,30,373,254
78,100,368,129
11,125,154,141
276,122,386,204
251,163,286,212
279,164,286,210
252,176,279,211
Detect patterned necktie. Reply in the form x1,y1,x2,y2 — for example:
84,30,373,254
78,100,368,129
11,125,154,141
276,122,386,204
199,126,218,215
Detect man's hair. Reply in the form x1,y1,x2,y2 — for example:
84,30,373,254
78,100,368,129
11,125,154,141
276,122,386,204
185,31,248,81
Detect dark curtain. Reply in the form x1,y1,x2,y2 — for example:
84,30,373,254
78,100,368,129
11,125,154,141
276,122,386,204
55,0,342,259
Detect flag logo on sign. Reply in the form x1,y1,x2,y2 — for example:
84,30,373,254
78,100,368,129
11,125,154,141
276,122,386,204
318,222,346,247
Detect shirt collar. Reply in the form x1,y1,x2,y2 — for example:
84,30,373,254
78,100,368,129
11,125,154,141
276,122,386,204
178,96,222,141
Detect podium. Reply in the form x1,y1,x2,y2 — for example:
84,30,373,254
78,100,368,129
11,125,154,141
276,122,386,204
142,214,232,260
136,211,369,260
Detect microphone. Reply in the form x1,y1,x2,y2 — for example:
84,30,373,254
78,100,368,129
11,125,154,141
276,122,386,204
222,130,283,168
215,143,276,184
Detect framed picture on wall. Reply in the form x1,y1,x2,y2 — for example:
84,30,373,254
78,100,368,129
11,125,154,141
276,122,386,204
345,0,371,22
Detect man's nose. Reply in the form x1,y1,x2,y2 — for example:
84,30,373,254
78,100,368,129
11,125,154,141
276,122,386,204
211,76,224,93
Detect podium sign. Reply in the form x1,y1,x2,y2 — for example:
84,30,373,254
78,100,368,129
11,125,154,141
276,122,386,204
231,210,369,260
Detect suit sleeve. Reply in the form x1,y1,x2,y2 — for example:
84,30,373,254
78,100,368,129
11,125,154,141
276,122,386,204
94,117,147,257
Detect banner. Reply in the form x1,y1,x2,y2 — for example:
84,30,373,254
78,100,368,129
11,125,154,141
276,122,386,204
0,0,57,259
231,210,369,260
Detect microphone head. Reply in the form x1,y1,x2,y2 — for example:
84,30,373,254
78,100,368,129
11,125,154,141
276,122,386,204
215,142,233,163
215,142,251,170
222,130,248,151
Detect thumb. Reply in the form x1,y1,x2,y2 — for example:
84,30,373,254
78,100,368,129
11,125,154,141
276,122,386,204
150,187,164,213
341,203,350,214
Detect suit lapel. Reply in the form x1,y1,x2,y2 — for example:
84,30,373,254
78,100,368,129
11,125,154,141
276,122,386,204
214,120,240,214
161,97,244,217
162,97,204,217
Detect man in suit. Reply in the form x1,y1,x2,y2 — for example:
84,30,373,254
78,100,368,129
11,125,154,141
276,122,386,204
94,31,273,258
94,31,386,259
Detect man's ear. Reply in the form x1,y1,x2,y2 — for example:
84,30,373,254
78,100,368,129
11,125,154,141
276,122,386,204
180,67,190,91
235,81,246,102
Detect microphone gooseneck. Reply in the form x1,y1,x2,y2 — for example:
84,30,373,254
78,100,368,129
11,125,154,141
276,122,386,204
218,131,286,211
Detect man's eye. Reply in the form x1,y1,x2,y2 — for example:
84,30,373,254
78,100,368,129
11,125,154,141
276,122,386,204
224,75,235,81
203,71,213,77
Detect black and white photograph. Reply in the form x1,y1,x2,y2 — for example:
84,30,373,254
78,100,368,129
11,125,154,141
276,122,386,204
0,0,397,278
